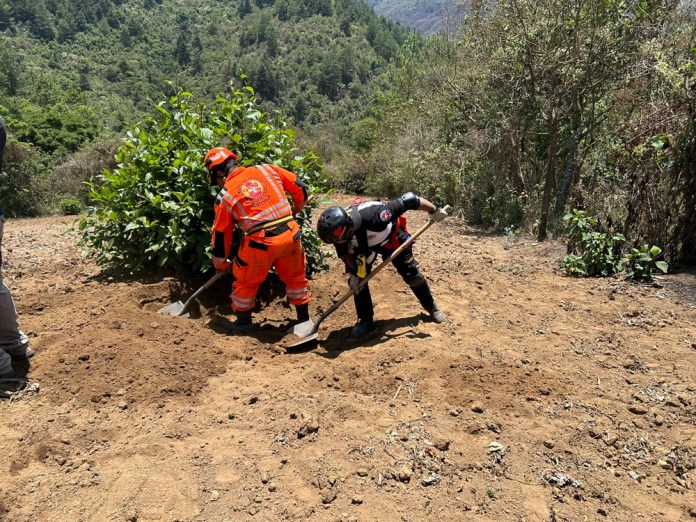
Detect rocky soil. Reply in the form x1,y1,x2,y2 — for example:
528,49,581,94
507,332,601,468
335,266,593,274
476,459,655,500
1,197,695,522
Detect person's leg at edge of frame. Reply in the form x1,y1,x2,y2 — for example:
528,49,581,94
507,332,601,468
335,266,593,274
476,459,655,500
0,279,33,378
229,240,275,333
0,220,33,377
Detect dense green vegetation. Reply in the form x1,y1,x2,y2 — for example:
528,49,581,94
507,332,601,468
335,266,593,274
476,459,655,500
1,0,695,271
78,85,328,275
348,0,696,265
0,0,408,216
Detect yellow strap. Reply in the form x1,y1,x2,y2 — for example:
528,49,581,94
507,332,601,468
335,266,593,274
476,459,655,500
245,214,294,235
356,255,367,278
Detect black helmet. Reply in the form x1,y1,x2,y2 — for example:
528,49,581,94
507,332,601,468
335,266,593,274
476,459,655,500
317,206,353,244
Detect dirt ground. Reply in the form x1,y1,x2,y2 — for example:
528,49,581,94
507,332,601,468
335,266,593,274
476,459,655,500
1,196,695,522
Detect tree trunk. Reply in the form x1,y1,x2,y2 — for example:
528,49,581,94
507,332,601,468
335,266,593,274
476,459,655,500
538,114,558,242
555,123,581,216
675,116,696,265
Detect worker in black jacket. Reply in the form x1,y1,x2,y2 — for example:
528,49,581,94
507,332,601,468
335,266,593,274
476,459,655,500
317,193,447,338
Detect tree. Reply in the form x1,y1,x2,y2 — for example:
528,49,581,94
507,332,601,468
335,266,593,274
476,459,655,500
175,33,190,66
79,85,329,275
238,0,252,18
0,43,22,96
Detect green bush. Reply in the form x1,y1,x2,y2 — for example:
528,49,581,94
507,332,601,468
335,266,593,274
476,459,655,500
58,197,83,215
78,83,329,275
560,210,670,281
619,245,669,282
0,138,52,217
560,210,625,277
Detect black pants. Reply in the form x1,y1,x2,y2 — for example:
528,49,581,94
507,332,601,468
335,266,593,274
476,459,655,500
353,232,435,322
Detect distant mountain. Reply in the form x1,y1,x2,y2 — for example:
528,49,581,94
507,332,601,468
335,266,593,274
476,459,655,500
368,0,464,34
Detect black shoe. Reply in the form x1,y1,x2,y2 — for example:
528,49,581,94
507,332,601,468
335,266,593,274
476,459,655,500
429,305,446,324
350,320,375,339
228,311,253,333
229,319,253,333
7,345,34,362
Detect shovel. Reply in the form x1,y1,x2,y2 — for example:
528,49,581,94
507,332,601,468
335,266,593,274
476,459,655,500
157,271,226,317
287,207,450,347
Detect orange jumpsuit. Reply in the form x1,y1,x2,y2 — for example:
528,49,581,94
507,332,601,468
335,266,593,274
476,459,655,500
211,164,310,312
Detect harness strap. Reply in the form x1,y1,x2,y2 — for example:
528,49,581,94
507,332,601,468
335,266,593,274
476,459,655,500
245,214,293,236
349,206,369,257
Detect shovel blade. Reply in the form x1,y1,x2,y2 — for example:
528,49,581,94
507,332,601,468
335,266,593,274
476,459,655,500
289,319,316,339
287,331,319,348
284,319,319,348
157,301,189,317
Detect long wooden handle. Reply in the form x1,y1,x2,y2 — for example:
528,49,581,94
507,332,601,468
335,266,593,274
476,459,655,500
177,270,226,316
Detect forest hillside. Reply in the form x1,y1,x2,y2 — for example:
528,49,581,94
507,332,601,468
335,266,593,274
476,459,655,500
369,0,460,34
0,0,409,214
1,3,696,521
2,1,694,267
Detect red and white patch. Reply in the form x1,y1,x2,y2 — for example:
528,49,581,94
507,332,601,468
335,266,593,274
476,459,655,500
237,177,271,207
379,209,392,222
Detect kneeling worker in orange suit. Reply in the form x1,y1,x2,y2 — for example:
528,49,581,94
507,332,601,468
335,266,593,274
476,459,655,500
204,147,311,332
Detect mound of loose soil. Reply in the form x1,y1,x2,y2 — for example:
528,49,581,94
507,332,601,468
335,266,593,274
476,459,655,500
1,197,694,522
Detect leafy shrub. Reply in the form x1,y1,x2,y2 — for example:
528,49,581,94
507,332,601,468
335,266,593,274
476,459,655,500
0,138,52,217
59,197,83,215
561,210,670,281
560,210,625,276
52,140,119,205
78,83,329,275
619,245,669,282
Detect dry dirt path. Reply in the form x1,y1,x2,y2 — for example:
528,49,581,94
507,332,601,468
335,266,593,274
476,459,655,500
1,198,695,522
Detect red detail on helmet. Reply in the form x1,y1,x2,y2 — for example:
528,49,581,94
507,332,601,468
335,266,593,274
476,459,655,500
333,225,345,237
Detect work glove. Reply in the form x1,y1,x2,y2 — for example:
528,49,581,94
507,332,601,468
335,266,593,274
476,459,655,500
213,256,232,272
428,206,448,223
348,273,362,295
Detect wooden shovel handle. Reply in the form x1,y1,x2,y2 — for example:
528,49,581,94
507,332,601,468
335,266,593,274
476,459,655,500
177,270,226,316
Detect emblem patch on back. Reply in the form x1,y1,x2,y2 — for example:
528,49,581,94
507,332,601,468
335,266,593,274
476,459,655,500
379,209,392,222
237,177,271,207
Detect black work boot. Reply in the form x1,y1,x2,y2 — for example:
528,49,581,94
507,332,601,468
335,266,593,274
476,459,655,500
7,344,34,362
350,319,376,339
229,310,253,333
429,304,446,323
295,303,310,322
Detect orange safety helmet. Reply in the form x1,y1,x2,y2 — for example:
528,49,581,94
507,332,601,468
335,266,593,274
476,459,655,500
204,147,238,170
204,147,238,185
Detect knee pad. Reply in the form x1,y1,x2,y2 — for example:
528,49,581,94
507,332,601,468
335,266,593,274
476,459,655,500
405,271,427,288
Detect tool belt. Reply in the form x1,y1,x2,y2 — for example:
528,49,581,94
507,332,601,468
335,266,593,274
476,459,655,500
245,214,294,236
